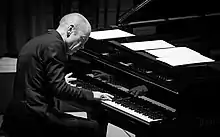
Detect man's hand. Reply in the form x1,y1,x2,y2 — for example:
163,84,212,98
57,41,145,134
128,85,148,97
92,70,112,82
93,91,114,101
65,72,77,87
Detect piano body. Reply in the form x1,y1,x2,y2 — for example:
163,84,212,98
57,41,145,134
63,35,220,136
118,0,220,59
60,0,220,136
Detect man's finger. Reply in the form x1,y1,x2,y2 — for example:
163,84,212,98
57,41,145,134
92,70,102,74
130,90,136,95
105,93,114,99
101,94,113,101
105,96,113,101
67,77,77,81
68,83,77,87
65,72,73,78
93,74,101,78
134,91,140,97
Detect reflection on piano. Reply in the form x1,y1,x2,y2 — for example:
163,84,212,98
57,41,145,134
62,32,220,136
63,32,220,136
61,0,220,136
65,68,176,136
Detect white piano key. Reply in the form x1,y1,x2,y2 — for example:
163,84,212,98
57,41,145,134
102,100,162,123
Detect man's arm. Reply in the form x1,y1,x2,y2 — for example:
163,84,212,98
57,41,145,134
44,45,94,101
43,45,113,101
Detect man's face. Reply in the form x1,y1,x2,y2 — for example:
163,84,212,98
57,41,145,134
66,29,88,55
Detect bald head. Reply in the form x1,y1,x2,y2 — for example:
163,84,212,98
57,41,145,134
56,13,92,55
58,13,91,37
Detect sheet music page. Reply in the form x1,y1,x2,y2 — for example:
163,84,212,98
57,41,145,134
89,29,135,40
146,47,215,66
157,55,214,66
145,47,200,58
121,40,175,51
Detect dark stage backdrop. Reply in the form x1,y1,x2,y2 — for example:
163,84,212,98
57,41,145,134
0,0,54,56
0,0,127,56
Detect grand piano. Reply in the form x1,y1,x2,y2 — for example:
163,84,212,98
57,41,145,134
61,0,220,136
117,0,220,59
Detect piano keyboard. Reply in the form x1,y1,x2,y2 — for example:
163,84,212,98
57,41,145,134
86,73,176,113
74,78,166,123
102,100,163,123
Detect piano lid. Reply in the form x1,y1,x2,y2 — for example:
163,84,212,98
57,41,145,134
118,0,220,25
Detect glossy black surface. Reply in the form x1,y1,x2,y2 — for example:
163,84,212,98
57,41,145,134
119,0,220,24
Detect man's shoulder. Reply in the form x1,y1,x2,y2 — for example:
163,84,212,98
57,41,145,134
27,31,62,48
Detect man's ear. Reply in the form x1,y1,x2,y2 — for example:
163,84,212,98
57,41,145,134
67,25,75,37
67,30,72,37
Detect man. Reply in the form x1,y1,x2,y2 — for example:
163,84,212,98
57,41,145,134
1,13,113,137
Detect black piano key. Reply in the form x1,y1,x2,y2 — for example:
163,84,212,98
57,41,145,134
115,97,165,120
76,79,166,120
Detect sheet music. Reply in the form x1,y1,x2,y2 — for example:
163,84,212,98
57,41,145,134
145,47,200,58
145,47,214,66
89,29,135,40
157,55,214,66
121,40,175,51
